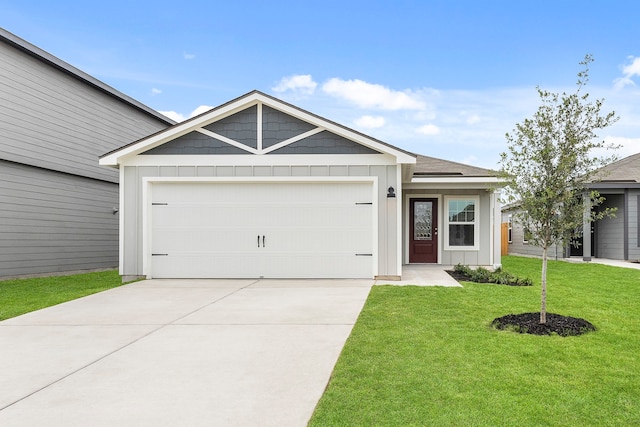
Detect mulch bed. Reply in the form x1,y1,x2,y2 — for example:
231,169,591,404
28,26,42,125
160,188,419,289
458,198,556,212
446,270,473,282
446,270,531,286
491,312,596,336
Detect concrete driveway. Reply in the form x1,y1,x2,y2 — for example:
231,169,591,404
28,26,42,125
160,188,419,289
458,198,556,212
0,278,373,426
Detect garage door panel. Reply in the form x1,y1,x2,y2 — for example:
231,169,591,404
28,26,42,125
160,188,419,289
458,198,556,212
149,181,375,279
151,253,266,278
152,228,264,253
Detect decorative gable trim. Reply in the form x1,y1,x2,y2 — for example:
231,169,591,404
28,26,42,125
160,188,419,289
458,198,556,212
100,91,417,166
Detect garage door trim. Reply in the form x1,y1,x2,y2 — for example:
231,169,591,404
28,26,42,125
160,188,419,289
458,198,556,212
141,176,378,278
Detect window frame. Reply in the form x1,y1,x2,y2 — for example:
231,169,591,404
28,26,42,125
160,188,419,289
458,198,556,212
507,214,513,244
444,195,480,251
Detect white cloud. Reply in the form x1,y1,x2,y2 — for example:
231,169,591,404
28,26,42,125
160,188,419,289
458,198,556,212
354,115,386,129
614,56,640,89
272,74,317,95
416,123,440,135
159,110,185,122
602,135,640,158
151,88,162,95
183,52,196,60
190,105,214,117
322,78,425,111
158,105,213,123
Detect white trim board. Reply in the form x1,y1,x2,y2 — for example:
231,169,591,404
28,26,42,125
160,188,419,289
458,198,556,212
141,176,379,279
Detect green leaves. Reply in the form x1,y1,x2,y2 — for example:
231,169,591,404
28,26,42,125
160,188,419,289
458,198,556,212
499,54,619,251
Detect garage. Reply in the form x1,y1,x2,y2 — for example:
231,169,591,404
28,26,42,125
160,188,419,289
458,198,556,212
145,180,376,279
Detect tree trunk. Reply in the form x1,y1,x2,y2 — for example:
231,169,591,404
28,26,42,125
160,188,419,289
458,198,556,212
540,247,548,324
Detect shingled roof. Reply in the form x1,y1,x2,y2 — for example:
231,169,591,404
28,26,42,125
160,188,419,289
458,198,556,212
589,152,640,183
413,154,495,177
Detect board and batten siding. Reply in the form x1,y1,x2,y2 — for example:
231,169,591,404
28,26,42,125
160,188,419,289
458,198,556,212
0,160,119,277
405,188,496,266
0,40,169,184
595,194,625,260
121,163,399,279
630,191,640,261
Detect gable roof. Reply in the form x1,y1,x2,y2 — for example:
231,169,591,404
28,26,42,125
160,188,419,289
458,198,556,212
413,154,495,177
0,27,174,126
100,90,417,166
588,152,640,184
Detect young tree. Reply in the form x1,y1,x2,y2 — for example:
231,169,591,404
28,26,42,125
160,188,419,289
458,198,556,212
499,55,619,324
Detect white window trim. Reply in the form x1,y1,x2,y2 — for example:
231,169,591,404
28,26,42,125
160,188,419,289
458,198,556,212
444,195,479,251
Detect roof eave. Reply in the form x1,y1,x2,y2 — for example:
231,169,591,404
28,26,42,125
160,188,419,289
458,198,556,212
100,90,419,165
0,27,174,126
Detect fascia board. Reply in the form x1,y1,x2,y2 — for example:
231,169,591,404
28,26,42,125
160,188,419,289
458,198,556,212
252,93,416,163
406,176,505,190
100,91,417,166
100,95,263,166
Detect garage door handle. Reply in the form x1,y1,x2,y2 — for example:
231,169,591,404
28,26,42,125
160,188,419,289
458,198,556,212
263,235,266,248
257,235,261,248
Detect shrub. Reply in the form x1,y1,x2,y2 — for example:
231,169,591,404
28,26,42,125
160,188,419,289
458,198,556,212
452,264,532,286
470,266,492,283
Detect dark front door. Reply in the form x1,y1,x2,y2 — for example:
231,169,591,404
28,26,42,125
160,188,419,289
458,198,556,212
409,198,438,263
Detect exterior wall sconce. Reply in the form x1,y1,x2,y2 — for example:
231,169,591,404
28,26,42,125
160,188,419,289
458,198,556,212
387,187,396,198
113,207,119,214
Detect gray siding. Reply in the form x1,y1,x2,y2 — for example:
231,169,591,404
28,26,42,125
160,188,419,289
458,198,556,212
271,131,380,154
121,163,398,278
203,105,257,149
631,192,640,260
142,131,249,155
0,160,118,277
596,194,625,259
501,211,564,259
262,105,316,148
0,41,169,183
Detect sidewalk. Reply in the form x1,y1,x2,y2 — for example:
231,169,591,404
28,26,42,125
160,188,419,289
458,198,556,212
565,257,640,270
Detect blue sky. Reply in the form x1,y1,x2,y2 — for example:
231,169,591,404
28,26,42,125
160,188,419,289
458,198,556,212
2,0,640,168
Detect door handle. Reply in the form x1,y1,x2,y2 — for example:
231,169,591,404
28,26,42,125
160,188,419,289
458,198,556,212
262,235,266,248
257,235,260,248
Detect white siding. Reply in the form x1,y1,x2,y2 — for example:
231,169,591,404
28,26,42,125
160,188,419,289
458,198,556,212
121,164,398,279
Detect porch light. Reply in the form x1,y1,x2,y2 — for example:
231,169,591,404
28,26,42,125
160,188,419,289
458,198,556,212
387,187,396,198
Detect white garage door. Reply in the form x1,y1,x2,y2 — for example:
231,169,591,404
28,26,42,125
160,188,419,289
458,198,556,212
148,181,375,278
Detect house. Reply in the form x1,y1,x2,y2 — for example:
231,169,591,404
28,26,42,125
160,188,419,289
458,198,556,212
0,28,173,278
502,152,640,262
100,91,502,281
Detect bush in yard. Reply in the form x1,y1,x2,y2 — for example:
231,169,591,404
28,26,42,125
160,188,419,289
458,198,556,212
452,264,532,286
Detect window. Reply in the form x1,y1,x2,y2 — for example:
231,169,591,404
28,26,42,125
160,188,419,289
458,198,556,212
508,215,513,243
523,227,532,244
445,196,479,250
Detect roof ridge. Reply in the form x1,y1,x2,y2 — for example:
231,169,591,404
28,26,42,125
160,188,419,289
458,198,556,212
0,26,174,125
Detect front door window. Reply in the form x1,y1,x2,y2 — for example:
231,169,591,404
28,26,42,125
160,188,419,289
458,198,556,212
409,198,438,263
414,201,433,240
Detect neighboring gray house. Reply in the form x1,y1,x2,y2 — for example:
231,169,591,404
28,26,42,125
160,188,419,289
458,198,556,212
502,152,640,262
0,28,173,278
100,91,503,281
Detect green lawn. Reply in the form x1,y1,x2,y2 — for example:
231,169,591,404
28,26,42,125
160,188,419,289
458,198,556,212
0,270,125,320
310,256,640,426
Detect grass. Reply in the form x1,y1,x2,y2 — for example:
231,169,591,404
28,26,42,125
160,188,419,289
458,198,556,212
310,256,640,426
0,270,126,320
